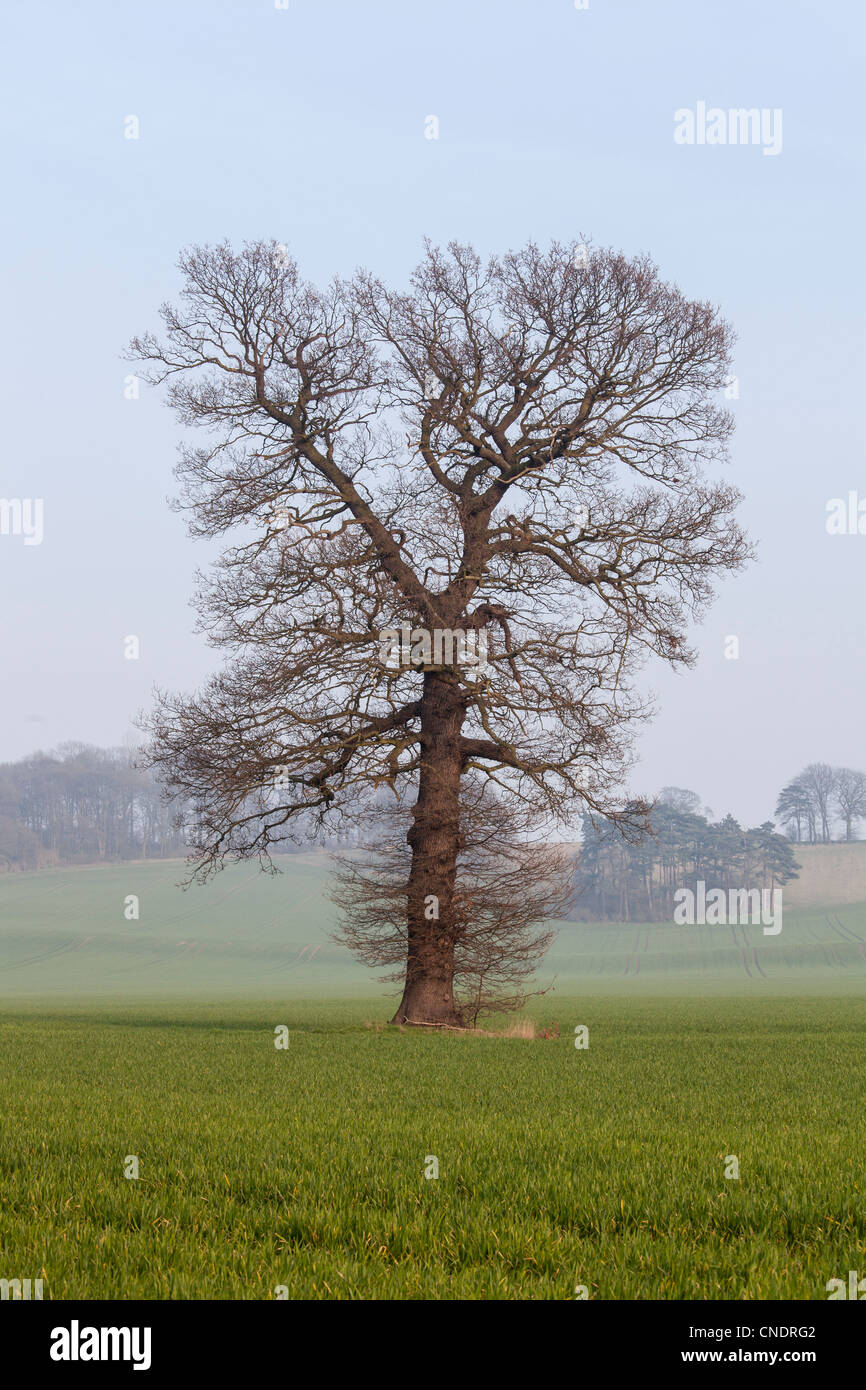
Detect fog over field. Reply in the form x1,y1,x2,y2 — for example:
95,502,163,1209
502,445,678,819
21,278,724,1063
2,853,866,998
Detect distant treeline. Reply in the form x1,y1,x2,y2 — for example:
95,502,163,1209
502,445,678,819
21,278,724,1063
0,743,362,871
0,748,836,887
573,789,800,923
0,745,188,870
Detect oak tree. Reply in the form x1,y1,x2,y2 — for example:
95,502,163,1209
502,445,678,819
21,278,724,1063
132,237,748,1025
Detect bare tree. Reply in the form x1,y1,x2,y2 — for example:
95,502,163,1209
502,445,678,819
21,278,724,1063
330,784,571,1025
132,237,748,1025
834,767,866,843
777,765,846,844
799,763,838,844
656,786,702,815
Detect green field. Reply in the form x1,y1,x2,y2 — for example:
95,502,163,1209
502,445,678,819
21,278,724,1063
1,860,865,1299
3,856,866,997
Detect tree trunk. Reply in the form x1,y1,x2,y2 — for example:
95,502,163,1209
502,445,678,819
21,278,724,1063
391,670,465,1027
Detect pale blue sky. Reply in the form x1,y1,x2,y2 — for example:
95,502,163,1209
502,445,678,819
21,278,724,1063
1,0,863,827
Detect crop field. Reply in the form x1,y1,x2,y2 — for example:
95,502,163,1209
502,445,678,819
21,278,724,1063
1,861,866,1299
3,857,866,997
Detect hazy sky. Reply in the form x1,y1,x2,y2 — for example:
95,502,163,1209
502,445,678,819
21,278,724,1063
1,0,863,829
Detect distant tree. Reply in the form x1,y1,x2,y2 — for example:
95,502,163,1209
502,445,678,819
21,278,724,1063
800,763,837,843
751,820,800,889
834,768,866,843
711,812,747,888
656,786,702,816
0,771,47,871
775,777,814,843
777,765,838,844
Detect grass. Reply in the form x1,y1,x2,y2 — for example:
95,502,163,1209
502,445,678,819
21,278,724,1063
1,995,865,1299
1,860,865,1298
2,858,866,996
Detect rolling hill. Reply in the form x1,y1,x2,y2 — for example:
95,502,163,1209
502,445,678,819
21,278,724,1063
2,852,866,997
